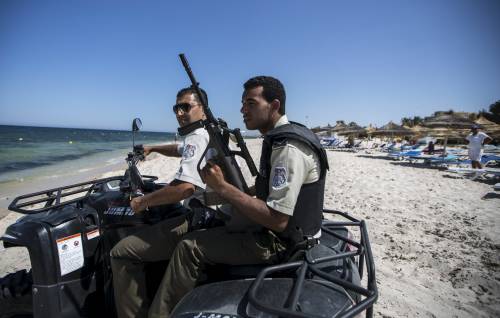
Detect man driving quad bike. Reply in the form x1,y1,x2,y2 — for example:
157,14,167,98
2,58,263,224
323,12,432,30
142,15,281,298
110,87,213,318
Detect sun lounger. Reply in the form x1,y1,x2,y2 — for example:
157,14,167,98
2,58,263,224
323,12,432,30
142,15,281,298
381,143,397,153
447,167,486,175
471,167,500,180
447,167,500,180
424,154,462,166
388,149,423,161
447,155,500,168
320,138,337,148
484,167,500,177
482,154,500,164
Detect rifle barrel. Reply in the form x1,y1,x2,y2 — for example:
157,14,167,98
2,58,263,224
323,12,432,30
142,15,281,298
178,53,216,122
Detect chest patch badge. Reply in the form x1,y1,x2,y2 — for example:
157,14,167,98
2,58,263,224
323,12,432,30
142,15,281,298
183,144,196,160
272,166,287,189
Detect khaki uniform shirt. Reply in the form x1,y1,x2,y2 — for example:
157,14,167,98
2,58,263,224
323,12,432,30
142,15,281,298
222,116,322,233
265,115,321,216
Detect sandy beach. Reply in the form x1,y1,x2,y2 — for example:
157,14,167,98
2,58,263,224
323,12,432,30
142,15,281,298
1,138,499,317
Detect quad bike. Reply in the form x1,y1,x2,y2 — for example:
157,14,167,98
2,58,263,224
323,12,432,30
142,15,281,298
0,194,378,318
1,54,378,317
0,120,377,318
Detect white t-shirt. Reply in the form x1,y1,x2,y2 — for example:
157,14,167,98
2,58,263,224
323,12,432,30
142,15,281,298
174,127,209,206
466,132,490,153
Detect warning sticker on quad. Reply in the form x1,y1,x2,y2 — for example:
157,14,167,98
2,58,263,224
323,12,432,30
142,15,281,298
56,233,84,276
86,229,100,240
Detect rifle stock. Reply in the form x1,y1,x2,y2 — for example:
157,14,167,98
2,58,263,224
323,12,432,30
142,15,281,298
179,53,258,194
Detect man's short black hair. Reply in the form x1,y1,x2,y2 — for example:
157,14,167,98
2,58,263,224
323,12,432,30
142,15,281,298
244,76,286,115
177,87,208,105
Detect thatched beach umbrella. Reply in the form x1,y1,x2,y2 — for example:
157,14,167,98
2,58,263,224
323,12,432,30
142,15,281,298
410,124,432,137
365,124,377,135
475,116,500,139
422,112,475,131
426,127,459,138
311,124,331,134
422,112,476,152
312,121,348,138
330,121,348,133
311,126,322,133
371,121,413,139
312,123,334,137
337,122,366,136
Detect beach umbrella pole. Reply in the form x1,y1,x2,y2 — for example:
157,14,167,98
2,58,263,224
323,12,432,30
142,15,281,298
443,136,448,155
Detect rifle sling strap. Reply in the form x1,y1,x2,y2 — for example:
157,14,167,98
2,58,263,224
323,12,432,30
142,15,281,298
177,120,204,136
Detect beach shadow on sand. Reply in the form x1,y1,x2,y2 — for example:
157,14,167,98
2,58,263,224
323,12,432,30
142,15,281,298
389,161,443,170
442,174,499,184
481,192,500,200
356,154,394,160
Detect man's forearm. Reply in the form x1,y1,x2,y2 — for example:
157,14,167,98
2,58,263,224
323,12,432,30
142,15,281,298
217,182,288,232
143,184,193,207
150,144,181,157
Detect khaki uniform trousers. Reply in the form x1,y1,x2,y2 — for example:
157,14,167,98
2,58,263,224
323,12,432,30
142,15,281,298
110,213,191,318
149,226,285,318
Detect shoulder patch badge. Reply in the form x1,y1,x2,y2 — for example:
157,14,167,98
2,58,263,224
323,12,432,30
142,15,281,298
182,144,196,160
272,166,287,189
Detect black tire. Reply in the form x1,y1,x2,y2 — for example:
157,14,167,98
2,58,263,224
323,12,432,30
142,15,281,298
0,269,33,318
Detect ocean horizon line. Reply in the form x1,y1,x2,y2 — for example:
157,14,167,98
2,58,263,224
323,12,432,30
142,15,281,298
0,123,175,135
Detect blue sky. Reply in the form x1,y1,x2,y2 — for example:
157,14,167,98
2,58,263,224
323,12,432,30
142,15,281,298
1,0,499,132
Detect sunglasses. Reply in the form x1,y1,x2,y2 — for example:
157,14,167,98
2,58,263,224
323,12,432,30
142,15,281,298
172,103,195,114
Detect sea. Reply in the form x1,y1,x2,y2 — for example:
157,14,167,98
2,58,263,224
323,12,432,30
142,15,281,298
0,125,176,209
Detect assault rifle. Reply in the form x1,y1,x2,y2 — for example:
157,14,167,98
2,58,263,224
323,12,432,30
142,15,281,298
178,53,258,195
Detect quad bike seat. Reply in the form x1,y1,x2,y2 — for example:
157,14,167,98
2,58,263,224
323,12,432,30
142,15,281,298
205,223,350,280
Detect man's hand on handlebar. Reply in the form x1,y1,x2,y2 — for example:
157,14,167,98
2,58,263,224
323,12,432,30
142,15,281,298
143,145,153,157
130,196,148,213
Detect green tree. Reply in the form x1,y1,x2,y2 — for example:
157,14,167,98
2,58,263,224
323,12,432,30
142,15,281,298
490,100,500,116
412,116,423,126
401,117,412,127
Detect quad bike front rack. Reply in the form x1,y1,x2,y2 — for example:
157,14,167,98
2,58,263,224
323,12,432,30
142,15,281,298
7,177,124,214
7,175,157,214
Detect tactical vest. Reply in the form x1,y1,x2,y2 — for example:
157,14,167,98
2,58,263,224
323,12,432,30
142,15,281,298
255,121,329,242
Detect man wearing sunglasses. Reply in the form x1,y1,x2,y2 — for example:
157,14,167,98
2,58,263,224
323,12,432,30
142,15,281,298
110,87,211,318
130,87,209,211
150,76,329,317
